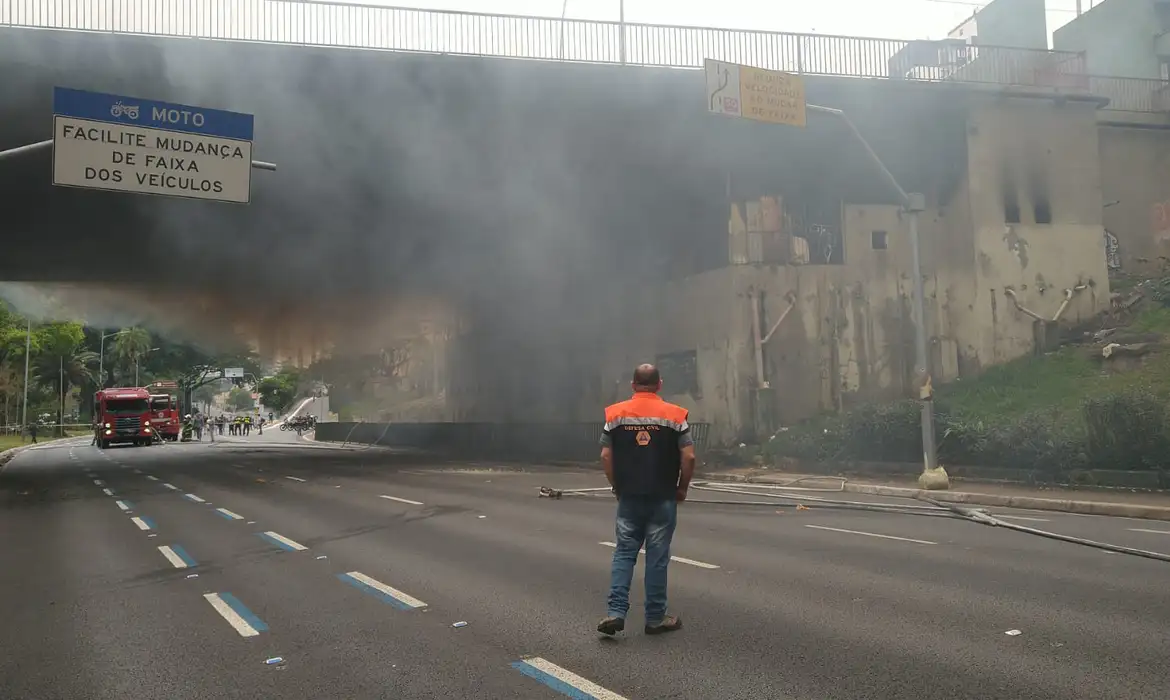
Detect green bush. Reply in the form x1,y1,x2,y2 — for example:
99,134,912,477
1083,390,1170,471
839,401,922,462
766,386,1170,473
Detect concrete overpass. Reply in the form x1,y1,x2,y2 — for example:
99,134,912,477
0,1,1102,409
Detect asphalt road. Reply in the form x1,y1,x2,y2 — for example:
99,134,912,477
2,433,1169,700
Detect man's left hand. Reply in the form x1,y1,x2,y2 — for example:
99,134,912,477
676,486,688,502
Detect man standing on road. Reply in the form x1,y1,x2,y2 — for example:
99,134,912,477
597,364,696,637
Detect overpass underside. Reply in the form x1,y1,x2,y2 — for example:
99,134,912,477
1,24,979,424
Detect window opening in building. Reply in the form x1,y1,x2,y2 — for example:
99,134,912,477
1034,198,1052,225
1004,190,1021,224
871,230,888,250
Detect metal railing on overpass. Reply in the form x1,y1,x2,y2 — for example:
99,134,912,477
3,0,1089,93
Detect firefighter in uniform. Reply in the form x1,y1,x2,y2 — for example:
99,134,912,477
597,364,696,636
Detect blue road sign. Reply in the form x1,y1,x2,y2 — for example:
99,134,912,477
52,87,254,141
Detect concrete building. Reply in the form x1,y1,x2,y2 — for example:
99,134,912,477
1054,0,1170,79
587,87,1111,445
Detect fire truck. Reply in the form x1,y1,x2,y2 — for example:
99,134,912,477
93,387,155,448
149,393,181,441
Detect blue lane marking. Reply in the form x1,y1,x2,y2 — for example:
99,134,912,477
257,532,298,552
336,573,413,611
219,592,269,632
170,544,198,568
139,516,157,530
510,662,598,700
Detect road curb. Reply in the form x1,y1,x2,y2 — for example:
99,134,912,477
698,472,1170,522
0,444,33,472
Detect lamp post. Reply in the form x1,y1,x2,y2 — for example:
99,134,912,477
135,347,160,387
97,329,129,390
20,318,30,437
805,104,943,488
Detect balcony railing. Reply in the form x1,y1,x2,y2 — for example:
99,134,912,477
0,0,1103,96
1087,75,1170,113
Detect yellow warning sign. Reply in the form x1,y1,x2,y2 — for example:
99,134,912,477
705,59,806,128
739,66,806,127
635,430,651,446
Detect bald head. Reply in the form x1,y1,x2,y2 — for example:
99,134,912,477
632,363,662,393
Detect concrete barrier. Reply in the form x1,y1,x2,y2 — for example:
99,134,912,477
315,421,711,461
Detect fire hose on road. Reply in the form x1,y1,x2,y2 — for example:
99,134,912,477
538,477,1170,563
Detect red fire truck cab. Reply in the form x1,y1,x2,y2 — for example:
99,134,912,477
149,393,181,441
94,387,155,448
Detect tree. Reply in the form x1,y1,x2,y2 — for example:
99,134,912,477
192,382,221,412
32,322,96,431
256,368,300,414
226,386,254,412
111,327,153,384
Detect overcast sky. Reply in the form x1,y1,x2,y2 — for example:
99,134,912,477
355,0,1083,42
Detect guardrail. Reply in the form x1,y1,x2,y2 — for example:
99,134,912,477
1,0,1086,91
316,421,711,461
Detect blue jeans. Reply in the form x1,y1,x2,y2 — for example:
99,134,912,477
607,495,678,624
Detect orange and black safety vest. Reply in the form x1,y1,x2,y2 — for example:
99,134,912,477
601,392,692,498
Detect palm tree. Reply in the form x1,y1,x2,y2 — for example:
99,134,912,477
111,327,152,384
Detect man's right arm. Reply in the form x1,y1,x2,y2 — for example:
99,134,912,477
600,426,616,493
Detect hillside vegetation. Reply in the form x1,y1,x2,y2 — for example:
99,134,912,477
767,290,1170,474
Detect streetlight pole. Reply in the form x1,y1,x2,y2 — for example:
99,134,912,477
806,104,945,489
135,347,160,387
21,318,30,435
97,329,131,389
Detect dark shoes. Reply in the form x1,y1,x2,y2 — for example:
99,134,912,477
645,615,682,635
596,614,682,636
597,616,625,635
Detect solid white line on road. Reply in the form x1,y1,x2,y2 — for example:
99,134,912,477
992,514,1050,522
158,545,191,569
131,517,153,531
512,657,629,700
379,495,424,506
804,524,937,545
102,488,114,496
284,476,306,482
1129,528,1170,535
93,479,105,486
116,500,132,512
145,475,159,481
215,507,244,520
163,483,179,491
338,571,428,609
203,593,267,637
183,493,206,503
598,541,720,569
260,531,308,551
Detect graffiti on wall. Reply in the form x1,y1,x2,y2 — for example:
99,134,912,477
1104,229,1121,271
